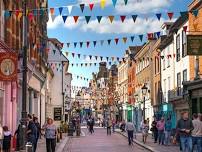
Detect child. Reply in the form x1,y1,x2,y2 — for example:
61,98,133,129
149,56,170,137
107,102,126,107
3,126,12,152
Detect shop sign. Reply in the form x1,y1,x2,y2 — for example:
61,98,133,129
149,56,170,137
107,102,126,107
0,52,17,81
54,107,62,121
187,35,202,55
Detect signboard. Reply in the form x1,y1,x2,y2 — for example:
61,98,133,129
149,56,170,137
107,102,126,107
54,107,62,121
187,35,202,55
0,52,17,81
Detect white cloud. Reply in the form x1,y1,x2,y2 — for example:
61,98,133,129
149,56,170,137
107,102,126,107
80,17,167,34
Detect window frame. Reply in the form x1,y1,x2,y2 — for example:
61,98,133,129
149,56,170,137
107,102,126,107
176,34,180,62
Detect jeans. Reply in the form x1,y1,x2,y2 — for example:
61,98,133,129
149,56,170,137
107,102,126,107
192,136,202,152
180,136,192,152
158,130,165,145
153,130,158,142
127,130,134,145
107,127,111,135
46,138,56,152
164,131,171,145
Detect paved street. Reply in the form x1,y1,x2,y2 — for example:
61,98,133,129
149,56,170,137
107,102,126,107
64,128,149,152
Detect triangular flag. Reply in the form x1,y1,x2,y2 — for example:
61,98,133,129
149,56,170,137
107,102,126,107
89,4,94,11
74,42,77,48
50,8,55,15
160,56,164,59
59,7,63,15
18,12,23,20
89,55,92,60
117,57,119,61
85,16,91,24
67,43,70,47
16,10,20,17
167,12,174,20
4,11,11,19
80,42,83,48
72,53,75,58
180,11,188,18
108,16,114,23
100,0,106,9
28,13,34,21
112,0,117,7
139,35,143,42
101,40,104,46
120,16,126,22
81,63,83,67
93,41,97,47
78,54,81,58
123,37,127,43
51,15,56,22
147,33,154,40
131,36,135,42
132,15,137,23
66,52,69,57
106,57,109,61
156,13,161,21
183,26,188,33
124,0,128,5
107,39,111,45
80,4,85,13
53,50,56,54
73,16,79,23
97,16,102,23
95,56,98,60
115,38,119,44
100,56,103,61
112,57,115,61
94,63,97,66
155,32,161,39
192,10,199,17
68,6,73,14
87,41,90,48
62,16,68,23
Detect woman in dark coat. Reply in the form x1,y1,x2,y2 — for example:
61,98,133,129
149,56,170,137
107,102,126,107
3,126,12,152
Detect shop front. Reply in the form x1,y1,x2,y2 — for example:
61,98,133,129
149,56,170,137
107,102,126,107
127,105,133,121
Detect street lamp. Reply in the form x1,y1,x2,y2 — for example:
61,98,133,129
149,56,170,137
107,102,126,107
141,84,148,121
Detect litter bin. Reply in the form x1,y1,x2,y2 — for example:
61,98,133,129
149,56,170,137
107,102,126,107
26,142,32,152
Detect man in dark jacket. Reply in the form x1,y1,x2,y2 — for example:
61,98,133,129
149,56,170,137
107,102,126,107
176,111,193,152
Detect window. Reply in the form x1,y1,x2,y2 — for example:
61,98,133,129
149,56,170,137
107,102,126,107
177,72,181,96
163,79,166,102
176,34,180,62
167,46,170,67
182,31,187,57
168,77,171,98
163,52,166,70
183,69,187,82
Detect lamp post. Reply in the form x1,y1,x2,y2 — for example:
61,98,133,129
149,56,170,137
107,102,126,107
141,84,148,121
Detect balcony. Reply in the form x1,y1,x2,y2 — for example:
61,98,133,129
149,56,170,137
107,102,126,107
168,87,183,102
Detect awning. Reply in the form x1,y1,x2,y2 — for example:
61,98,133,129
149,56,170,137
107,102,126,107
0,40,14,52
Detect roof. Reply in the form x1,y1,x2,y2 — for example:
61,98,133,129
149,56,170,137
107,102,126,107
48,38,63,50
158,35,173,50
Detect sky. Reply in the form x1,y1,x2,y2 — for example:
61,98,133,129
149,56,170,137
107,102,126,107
47,0,192,87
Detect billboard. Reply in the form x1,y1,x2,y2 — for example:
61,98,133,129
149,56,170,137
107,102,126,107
187,35,202,55
0,52,18,81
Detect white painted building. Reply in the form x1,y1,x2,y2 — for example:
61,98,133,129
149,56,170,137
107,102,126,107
118,52,129,121
48,38,72,125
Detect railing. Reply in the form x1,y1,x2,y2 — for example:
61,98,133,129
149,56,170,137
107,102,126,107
167,87,183,101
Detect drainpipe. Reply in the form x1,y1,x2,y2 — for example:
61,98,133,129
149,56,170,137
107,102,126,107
62,61,65,120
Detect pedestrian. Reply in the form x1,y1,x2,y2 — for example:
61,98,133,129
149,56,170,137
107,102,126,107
141,120,149,144
157,117,165,145
192,113,202,152
151,117,158,143
120,120,126,132
27,114,38,152
106,118,112,135
33,117,41,151
14,123,21,151
164,117,172,146
176,111,193,152
112,119,116,133
2,126,11,152
43,118,57,152
89,118,94,134
0,123,3,152
126,119,135,145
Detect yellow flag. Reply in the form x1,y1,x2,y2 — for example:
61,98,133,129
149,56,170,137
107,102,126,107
18,12,23,20
123,37,127,43
100,0,106,9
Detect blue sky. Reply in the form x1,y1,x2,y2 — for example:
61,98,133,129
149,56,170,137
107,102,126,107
48,0,192,87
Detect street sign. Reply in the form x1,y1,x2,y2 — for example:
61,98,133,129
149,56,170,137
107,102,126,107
54,107,62,121
187,35,202,55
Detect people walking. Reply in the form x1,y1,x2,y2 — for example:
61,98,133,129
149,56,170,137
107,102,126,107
141,120,149,144
2,126,11,152
120,120,126,132
157,117,165,145
43,118,57,152
27,114,38,152
192,113,202,152
89,118,94,134
176,111,193,152
112,119,116,133
33,117,41,151
126,119,135,145
106,118,112,135
151,117,158,143
164,118,172,146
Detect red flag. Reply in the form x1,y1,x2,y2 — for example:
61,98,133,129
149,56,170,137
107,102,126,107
87,41,90,48
50,8,55,15
89,3,94,11
73,16,79,23
183,26,188,33
167,12,174,20
120,16,126,22
147,33,154,40
115,38,119,44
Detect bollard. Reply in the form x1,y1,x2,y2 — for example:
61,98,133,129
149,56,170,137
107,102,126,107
25,142,33,152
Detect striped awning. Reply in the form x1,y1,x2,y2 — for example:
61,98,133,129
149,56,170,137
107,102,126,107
0,39,15,52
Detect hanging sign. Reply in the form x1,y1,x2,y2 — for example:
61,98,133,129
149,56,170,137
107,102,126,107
0,52,18,81
54,107,62,121
187,35,202,55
